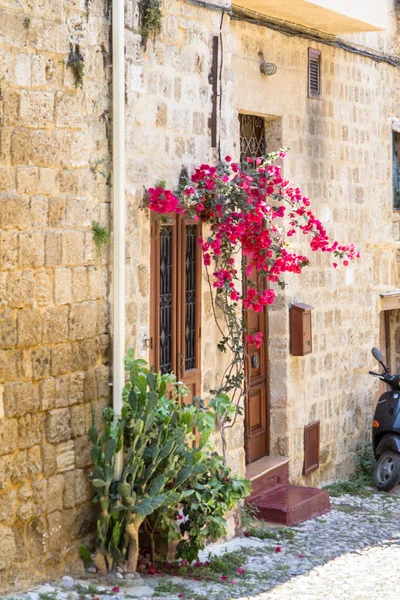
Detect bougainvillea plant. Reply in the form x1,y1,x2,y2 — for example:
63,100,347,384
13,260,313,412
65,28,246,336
148,151,358,460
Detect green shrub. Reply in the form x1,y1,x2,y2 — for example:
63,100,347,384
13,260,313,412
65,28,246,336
89,352,250,571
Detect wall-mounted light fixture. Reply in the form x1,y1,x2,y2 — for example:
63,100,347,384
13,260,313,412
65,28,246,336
258,51,277,76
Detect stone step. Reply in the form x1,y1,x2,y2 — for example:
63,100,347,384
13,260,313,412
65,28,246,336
250,484,330,526
246,455,291,501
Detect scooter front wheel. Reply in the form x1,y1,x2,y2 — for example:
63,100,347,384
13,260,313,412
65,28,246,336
374,451,400,492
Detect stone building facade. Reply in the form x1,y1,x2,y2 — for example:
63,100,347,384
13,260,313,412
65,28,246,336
1,0,400,592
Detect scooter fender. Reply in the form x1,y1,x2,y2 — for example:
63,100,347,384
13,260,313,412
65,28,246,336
375,433,400,457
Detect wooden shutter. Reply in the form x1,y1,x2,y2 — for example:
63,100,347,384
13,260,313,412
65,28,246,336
393,131,400,209
308,48,321,99
150,217,178,375
303,421,320,475
150,216,201,403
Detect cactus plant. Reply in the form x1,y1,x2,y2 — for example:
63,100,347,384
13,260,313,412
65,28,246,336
89,352,211,572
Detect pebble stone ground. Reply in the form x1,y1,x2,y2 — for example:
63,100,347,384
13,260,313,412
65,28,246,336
5,488,400,600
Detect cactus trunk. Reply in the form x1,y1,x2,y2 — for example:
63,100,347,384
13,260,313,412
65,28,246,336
126,515,144,572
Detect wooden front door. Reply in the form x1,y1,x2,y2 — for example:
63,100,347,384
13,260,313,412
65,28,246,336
239,112,270,464
244,275,270,464
150,216,201,403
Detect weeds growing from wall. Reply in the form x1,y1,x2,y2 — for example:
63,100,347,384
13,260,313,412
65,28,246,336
92,221,110,265
324,442,375,497
139,0,163,50
67,44,85,89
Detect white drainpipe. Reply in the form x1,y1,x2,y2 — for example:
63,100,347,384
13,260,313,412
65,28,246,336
112,0,125,479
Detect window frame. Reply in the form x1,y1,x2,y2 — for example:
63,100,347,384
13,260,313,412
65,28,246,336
238,113,266,166
150,214,202,387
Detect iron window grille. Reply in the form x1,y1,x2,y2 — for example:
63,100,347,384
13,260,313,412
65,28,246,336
239,114,266,166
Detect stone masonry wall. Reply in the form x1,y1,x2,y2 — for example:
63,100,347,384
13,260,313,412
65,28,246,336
230,17,400,485
124,0,400,495
0,0,111,592
123,0,245,476
1,0,400,592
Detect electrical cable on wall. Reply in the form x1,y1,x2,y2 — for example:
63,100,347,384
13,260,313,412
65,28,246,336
218,9,225,162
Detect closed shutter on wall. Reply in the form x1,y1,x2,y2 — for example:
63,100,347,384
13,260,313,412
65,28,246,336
308,48,321,99
304,421,320,475
393,131,400,209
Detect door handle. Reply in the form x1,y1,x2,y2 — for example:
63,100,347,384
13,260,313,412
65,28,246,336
252,353,260,369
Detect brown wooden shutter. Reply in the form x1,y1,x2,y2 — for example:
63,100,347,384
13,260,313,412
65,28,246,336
150,215,202,404
303,421,320,475
308,48,321,99
393,131,400,209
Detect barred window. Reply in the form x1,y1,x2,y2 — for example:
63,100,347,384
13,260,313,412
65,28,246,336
239,114,266,165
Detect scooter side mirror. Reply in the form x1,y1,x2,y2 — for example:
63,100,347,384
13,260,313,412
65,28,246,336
372,347,383,362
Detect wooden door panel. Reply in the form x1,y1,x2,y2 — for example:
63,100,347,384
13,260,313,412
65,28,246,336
240,113,270,464
247,384,268,462
244,273,269,464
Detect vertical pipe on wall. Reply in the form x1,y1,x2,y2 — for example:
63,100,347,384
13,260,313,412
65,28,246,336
112,0,125,479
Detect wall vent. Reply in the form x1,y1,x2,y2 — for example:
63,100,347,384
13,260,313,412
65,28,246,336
308,48,321,99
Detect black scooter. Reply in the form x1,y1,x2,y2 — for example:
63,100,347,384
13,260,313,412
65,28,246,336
370,347,400,491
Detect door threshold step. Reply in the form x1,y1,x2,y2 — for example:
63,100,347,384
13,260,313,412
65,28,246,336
247,456,291,500
250,484,330,526
246,456,291,482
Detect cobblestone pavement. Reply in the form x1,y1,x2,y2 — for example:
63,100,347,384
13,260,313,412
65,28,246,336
5,489,400,600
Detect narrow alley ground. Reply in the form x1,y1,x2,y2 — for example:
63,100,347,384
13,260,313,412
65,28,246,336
6,489,400,600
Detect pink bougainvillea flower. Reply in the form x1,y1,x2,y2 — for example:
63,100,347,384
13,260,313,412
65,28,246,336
148,151,359,356
245,331,263,349
219,575,228,582
112,587,120,593
230,579,237,585
298,554,304,558
236,567,245,575
177,595,184,598
275,546,281,553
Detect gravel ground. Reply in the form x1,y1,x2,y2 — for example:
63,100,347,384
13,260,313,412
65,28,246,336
5,488,400,600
